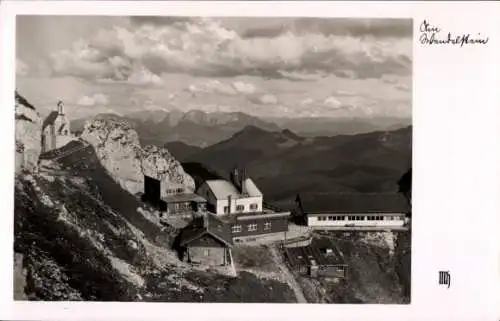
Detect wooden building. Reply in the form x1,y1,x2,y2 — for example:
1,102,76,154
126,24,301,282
284,244,347,278
295,193,410,229
163,193,207,214
142,175,206,213
177,213,233,266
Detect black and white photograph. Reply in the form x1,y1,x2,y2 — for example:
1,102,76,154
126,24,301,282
14,15,412,303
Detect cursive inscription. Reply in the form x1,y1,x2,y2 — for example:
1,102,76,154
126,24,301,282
419,20,489,47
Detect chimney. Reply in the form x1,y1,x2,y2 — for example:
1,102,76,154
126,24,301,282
227,195,232,214
57,100,64,115
230,167,240,191
241,167,248,196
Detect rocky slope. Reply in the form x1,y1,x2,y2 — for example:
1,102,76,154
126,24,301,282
298,231,411,304
80,114,195,197
15,91,42,173
14,145,296,302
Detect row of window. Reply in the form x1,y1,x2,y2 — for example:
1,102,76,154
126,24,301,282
317,215,401,221
223,203,259,213
166,188,185,195
231,222,271,233
173,202,191,211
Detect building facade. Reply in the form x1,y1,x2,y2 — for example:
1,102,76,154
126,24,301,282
226,212,290,239
197,170,263,215
296,193,410,229
41,101,73,153
306,212,406,228
178,214,233,266
193,168,291,241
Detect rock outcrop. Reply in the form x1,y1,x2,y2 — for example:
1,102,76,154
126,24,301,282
15,91,42,173
80,114,195,197
13,252,28,300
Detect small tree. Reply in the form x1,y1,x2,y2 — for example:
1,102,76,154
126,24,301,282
398,168,412,216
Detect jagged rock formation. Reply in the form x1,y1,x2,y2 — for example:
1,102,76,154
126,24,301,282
15,91,42,173
80,114,195,197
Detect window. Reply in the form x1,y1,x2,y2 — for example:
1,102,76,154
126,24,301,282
204,249,210,256
248,224,257,232
232,225,242,233
250,203,258,210
224,206,229,214
264,222,272,230
236,205,244,212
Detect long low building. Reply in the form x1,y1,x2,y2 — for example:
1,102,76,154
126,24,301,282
295,193,410,229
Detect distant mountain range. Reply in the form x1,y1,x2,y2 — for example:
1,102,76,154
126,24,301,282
265,116,411,137
176,125,412,208
71,110,410,148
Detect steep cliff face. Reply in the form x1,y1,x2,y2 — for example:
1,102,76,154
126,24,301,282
80,114,195,197
15,91,42,173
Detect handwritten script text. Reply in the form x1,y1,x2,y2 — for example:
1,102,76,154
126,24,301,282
419,20,489,47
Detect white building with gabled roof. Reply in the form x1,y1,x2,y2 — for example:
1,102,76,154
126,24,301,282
41,100,74,153
197,168,263,215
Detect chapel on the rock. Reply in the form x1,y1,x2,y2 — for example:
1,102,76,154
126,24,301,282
41,100,72,153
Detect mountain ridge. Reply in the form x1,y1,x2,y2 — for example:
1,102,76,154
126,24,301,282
182,125,411,207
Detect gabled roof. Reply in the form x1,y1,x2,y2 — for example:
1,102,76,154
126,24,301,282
204,179,240,200
163,193,207,203
242,178,262,197
42,111,59,130
179,213,233,248
203,178,263,200
296,193,410,214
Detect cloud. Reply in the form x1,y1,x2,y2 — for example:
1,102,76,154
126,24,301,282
395,84,410,92
127,65,164,86
323,96,343,108
46,17,411,82
248,93,278,105
300,98,314,105
232,81,256,94
235,18,412,39
16,58,29,76
186,80,237,96
336,89,357,96
77,93,110,106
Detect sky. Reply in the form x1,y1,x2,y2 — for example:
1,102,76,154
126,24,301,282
16,16,412,120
